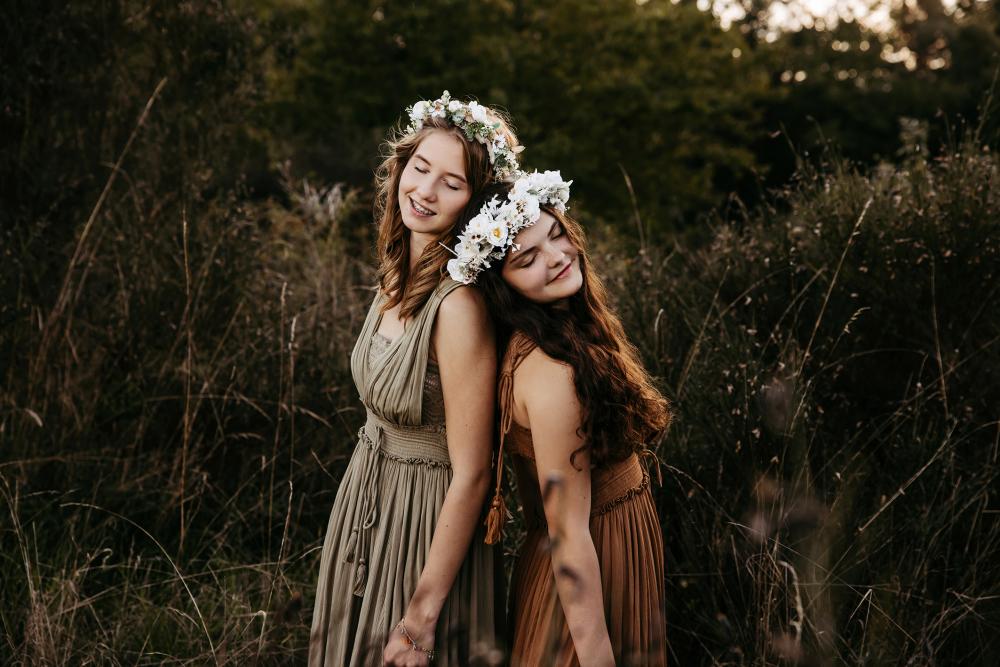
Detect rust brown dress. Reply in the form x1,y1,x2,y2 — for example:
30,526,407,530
498,332,667,666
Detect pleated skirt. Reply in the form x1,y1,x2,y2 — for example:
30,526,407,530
309,431,503,666
508,486,667,666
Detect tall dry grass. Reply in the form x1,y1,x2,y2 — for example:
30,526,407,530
3,133,373,663
4,130,999,664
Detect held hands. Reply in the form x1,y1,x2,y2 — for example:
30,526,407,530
382,618,436,666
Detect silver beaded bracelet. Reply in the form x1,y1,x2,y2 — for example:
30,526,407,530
396,619,436,662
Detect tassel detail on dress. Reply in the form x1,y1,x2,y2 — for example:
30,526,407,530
343,528,358,563
639,448,664,487
484,491,508,545
352,559,368,596
484,334,535,545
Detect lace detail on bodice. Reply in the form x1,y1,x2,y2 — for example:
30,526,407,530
370,333,445,425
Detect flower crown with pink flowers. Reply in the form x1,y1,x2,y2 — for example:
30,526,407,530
406,91,522,182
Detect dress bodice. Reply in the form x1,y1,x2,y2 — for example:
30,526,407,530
496,332,651,519
350,279,461,427
369,332,445,425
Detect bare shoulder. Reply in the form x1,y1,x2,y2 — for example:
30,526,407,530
516,345,576,406
516,344,584,454
437,285,488,328
434,285,493,353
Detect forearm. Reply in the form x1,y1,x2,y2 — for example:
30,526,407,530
550,530,615,667
405,470,490,625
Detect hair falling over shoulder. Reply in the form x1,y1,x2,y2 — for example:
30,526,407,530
479,205,672,467
373,112,518,320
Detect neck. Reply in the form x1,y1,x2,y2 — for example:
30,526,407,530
408,231,433,273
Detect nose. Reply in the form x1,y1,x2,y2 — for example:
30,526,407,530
415,174,437,202
545,243,567,267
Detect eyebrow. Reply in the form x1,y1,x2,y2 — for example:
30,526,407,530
510,216,560,264
414,153,467,184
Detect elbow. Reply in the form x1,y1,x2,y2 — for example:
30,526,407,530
547,519,593,552
451,466,491,502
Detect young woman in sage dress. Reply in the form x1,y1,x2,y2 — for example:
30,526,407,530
308,93,521,667
448,172,671,666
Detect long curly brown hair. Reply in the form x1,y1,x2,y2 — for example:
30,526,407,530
472,185,671,466
374,110,518,319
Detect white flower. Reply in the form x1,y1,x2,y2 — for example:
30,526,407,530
464,213,490,241
467,101,489,124
496,200,519,224
409,100,429,123
538,170,563,188
448,258,470,284
456,235,478,258
457,234,491,261
520,194,541,224
447,100,463,113
510,175,531,197
485,218,509,247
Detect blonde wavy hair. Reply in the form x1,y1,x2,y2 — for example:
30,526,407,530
374,110,518,319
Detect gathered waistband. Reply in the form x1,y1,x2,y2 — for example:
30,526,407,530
591,453,649,515
360,411,451,468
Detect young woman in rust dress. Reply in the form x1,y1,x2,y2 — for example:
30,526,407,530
447,172,671,666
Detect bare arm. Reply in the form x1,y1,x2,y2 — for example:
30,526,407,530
518,350,615,667
383,287,496,665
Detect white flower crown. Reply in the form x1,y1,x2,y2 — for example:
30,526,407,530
406,91,521,181
446,170,572,285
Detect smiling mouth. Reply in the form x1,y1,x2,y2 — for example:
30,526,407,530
410,197,435,217
550,261,573,283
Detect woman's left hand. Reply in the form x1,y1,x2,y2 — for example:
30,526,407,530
382,620,434,666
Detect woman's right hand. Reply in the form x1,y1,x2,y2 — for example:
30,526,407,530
382,620,434,667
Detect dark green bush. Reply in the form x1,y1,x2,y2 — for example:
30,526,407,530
601,137,1000,664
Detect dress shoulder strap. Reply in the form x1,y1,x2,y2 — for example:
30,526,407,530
484,331,537,544
497,331,537,441
409,277,463,352
393,278,464,424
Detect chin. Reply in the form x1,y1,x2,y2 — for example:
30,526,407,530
534,272,582,304
401,211,450,236
554,274,583,299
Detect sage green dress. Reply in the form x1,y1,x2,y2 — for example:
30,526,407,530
309,279,502,666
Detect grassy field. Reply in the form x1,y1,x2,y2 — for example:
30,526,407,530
2,4,999,662
3,126,999,664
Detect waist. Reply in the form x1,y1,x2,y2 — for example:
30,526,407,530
591,453,648,514
519,453,649,527
361,411,451,467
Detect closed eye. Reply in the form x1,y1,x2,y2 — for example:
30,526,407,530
515,252,537,269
